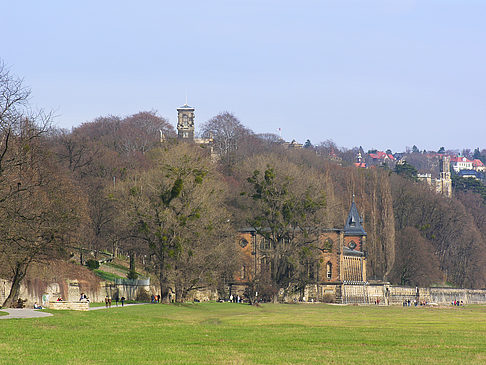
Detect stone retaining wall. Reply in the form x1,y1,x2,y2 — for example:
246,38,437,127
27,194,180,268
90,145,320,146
4,276,486,306
0,278,156,308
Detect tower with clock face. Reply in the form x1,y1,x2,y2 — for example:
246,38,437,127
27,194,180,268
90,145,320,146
177,103,195,141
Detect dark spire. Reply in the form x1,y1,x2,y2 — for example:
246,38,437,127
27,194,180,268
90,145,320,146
344,197,367,236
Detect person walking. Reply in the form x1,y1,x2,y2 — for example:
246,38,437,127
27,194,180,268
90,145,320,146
121,296,125,306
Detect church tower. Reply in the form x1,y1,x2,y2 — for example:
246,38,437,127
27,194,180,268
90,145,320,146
177,104,195,140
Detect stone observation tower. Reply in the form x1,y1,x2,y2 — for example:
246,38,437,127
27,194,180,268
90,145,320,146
438,156,452,197
177,103,195,140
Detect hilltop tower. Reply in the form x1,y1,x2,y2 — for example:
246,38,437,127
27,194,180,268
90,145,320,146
437,156,452,197
177,104,195,141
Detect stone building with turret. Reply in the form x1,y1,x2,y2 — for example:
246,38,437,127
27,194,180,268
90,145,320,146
418,156,452,197
234,199,368,303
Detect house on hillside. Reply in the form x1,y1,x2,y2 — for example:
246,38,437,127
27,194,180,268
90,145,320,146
366,151,396,168
450,156,473,172
472,159,486,172
458,170,484,180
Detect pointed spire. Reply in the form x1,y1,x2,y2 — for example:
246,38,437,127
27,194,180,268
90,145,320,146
344,197,366,236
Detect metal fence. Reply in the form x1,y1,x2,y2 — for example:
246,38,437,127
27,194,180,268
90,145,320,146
114,278,150,286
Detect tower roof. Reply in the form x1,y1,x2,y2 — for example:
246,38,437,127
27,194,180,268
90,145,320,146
177,103,194,110
344,199,367,236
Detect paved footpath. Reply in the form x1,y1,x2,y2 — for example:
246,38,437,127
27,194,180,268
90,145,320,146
0,308,53,319
0,303,147,319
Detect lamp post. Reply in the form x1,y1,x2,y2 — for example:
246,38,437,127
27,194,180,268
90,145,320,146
251,231,257,279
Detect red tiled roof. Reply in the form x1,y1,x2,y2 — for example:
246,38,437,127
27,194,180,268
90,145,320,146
369,151,394,160
450,156,472,163
473,159,484,167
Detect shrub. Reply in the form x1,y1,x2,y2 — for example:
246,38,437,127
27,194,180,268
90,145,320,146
127,269,138,280
321,294,335,303
86,259,100,270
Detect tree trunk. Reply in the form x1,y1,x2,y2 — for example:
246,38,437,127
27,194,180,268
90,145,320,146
158,271,169,303
3,262,28,308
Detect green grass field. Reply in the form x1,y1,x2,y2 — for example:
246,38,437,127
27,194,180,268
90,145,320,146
1,303,486,364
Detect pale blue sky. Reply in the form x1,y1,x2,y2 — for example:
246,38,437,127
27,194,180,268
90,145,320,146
4,0,485,152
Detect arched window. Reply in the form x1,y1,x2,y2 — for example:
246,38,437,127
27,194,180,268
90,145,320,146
240,265,246,280
326,262,332,280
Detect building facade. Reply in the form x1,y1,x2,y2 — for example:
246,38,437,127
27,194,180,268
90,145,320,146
176,104,195,140
234,200,368,302
418,156,452,197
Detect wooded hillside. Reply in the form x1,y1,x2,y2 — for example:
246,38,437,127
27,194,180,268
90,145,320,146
2,64,486,306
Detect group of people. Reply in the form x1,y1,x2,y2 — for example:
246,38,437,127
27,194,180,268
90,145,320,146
79,293,89,302
229,295,241,303
105,295,126,307
402,299,428,306
150,294,161,303
452,300,464,306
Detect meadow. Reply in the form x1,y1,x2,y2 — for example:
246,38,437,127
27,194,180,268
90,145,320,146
1,303,486,364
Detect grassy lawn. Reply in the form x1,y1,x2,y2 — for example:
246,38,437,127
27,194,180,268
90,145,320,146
0,303,485,364
89,301,140,308
103,261,129,272
93,269,125,281
0,311,7,316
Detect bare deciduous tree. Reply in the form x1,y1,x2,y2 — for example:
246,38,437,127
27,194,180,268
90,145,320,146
115,144,238,302
240,154,326,301
201,112,252,168
0,61,88,307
